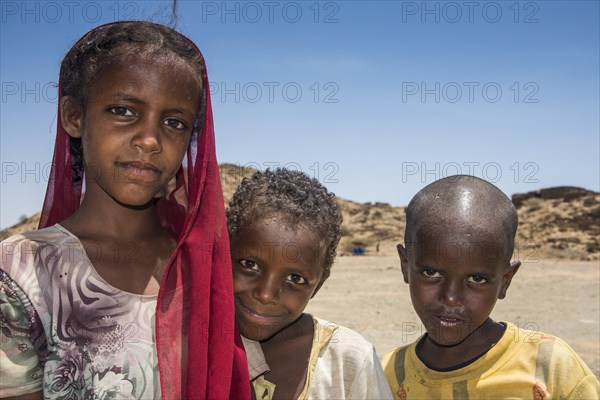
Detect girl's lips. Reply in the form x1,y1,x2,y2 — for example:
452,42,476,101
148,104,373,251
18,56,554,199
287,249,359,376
117,161,161,179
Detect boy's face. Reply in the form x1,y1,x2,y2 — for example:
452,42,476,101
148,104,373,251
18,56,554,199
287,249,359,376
231,218,325,341
399,227,520,347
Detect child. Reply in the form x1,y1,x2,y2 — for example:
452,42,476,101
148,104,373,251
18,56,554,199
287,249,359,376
0,21,249,399
226,168,393,399
383,175,599,399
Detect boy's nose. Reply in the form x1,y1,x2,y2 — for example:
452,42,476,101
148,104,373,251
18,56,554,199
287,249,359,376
253,276,281,305
440,279,463,307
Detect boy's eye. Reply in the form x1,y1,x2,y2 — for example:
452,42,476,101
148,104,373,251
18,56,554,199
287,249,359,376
239,259,258,271
109,106,134,117
467,275,487,284
422,268,441,278
285,274,307,285
163,117,187,130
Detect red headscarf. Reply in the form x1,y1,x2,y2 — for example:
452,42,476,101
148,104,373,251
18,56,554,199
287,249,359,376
39,21,250,400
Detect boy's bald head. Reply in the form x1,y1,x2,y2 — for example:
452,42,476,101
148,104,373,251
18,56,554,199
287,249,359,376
405,175,518,263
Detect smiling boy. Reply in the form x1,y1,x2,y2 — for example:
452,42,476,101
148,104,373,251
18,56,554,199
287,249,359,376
227,169,393,400
383,175,599,399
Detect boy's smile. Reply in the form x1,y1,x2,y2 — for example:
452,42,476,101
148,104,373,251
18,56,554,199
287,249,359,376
60,56,201,208
399,226,520,362
231,217,325,341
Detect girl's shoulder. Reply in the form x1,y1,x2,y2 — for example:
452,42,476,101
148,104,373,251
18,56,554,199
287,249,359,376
1,224,83,285
2,224,75,247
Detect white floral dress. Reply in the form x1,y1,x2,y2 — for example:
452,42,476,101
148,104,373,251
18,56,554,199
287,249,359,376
0,225,160,399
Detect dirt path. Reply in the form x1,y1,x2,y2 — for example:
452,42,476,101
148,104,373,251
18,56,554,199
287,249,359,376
306,256,600,378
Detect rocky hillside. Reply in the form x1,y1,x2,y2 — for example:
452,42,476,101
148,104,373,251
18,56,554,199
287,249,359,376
0,211,41,242
512,187,599,261
2,164,598,261
338,186,600,261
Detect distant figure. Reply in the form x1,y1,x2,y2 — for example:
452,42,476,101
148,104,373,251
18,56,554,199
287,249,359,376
227,168,393,399
376,240,381,254
383,175,599,399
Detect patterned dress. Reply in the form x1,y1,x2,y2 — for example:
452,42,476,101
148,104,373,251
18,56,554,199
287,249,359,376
1,225,160,399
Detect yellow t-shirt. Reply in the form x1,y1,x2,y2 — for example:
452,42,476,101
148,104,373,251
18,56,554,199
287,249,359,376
382,322,599,399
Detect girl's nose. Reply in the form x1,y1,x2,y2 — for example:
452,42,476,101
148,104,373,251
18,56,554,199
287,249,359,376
254,275,281,305
132,118,161,153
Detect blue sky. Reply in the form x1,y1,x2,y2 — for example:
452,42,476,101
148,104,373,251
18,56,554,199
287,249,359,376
1,0,599,229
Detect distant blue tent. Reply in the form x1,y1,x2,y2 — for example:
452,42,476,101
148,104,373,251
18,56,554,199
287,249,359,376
352,246,364,255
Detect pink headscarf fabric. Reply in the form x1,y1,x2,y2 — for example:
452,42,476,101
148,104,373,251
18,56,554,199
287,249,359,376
39,21,250,400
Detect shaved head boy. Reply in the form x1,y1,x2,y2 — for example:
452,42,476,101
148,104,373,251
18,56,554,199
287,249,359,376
383,175,599,400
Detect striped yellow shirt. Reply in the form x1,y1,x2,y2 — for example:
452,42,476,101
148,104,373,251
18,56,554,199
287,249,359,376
382,322,599,399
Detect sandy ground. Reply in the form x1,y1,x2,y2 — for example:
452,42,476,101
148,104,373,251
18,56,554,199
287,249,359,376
305,255,600,378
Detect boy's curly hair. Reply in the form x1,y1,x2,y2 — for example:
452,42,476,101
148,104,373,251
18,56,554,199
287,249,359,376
227,168,342,280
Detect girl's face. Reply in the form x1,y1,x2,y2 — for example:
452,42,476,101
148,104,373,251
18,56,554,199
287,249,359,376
231,218,326,341
61,56,201,208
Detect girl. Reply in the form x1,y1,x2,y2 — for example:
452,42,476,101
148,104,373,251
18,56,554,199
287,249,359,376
0,21,249,399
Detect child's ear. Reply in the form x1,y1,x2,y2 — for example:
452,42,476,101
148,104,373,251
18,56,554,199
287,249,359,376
498,260,521,299
397,244,409,284
60,96,83,138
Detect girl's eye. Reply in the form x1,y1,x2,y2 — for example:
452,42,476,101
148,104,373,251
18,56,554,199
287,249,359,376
285,274,307,285
163,118,187,130
109,106,134,117
467,275,487,284
239,259,258,271
422,268,441,278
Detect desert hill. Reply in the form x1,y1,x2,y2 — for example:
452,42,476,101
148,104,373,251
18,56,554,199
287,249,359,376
2,164,598,261
337,185,599,261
